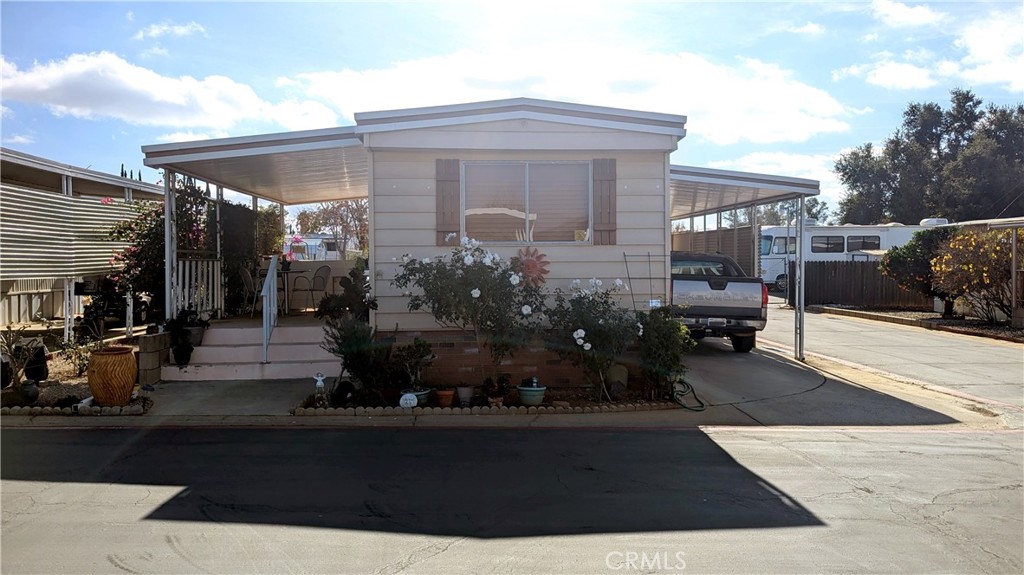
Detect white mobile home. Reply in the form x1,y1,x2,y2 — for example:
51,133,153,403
759,219,948,290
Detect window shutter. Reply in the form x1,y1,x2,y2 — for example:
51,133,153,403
592,158,616,245
436,159,460,246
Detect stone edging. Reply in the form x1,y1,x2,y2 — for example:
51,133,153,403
0,405,146,417
292,401,680,416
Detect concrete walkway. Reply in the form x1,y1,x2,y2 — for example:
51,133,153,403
2,336,1012,431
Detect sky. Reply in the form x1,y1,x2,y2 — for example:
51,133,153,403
1,1,1022,219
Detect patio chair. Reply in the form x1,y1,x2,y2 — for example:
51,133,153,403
294,265,332,311
242,267,283,317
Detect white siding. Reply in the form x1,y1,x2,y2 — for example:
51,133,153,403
371,144,671,331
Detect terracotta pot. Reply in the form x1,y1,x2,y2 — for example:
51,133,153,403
87,346,137,407
434,389,455,407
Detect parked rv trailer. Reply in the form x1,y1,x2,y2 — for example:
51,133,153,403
759,219,949,291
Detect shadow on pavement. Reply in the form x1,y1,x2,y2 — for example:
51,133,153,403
1,428,822,537
685,340,960,426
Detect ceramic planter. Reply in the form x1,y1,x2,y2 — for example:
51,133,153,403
456,385,474,406
517,385,547,406
434,389,455,407
401,388,430,407
87,346,138,407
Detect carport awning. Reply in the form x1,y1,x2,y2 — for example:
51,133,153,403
142,127,368,206
143,129,819,216
669,166,819,220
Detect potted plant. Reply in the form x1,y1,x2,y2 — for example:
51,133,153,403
517,376,547,406
483,373,510,407
456,384,475,407
0,323,49,407
163,313,195,366
433,385,455,407
392,338,435,407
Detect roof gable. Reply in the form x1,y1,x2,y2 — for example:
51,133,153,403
354,97,687,138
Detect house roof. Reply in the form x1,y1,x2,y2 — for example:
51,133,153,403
2,147,164,200
141,98,818,217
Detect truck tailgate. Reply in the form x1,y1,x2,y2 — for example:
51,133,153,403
671,277,765,318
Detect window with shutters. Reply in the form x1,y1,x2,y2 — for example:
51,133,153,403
463,161,591,243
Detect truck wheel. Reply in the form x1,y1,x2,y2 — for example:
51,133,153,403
774,275,788,293
730,335,755,353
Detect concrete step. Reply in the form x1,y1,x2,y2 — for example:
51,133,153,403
162,322,337,382
202,325,326,346
161,359,341,382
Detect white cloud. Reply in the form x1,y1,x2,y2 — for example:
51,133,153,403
155,130,227,143
133,21,206,41
269,100,339,131
870,0,945,27
140,45,169,58
787,22,825,36
1,105,11,118
0,52,331,132
953,7,1024,92
860,33,880,43
286,46,853,146
3,133,35,145
832,58,935,90
707,151,844,208
125,11,134,22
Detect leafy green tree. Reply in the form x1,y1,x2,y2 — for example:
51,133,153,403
880,227,961,317
296,199,368,258
256,205,284,256
804,197,830,223
835,143,891,224
107,177,211,314
835,90,1023,224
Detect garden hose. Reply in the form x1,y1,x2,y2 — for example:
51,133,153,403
672,377,706,411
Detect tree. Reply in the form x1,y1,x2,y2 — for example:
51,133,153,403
835,143,891,224
296,199,368,258
880,226,961,317
107,177,212,314
804,197,830,223
932,229,1022,323
835,90,1023,224
256,205,284,256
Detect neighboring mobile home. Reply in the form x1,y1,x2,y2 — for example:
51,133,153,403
0,148,163,337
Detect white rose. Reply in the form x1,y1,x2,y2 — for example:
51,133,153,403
583,343,592,351
463,255,474,265
521,305,532,316
471,288,481,298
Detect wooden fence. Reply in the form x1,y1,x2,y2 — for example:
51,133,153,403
787,260,934,309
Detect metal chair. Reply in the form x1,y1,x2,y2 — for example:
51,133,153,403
240,267,260,317
293,265,332,311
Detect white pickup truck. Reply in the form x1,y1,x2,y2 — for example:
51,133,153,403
670,252,768,353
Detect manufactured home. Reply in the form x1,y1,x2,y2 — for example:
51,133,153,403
143,98,822,380
0,148,163,337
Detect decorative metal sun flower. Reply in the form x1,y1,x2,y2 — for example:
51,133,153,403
517,247,550,287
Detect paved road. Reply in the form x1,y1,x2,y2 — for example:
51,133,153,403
2,427,1021,574
759,298,1023,409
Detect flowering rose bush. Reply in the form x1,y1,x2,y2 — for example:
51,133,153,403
392,237,547,380
546,278,637,401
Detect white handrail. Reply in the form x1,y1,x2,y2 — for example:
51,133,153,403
260,255,280,362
